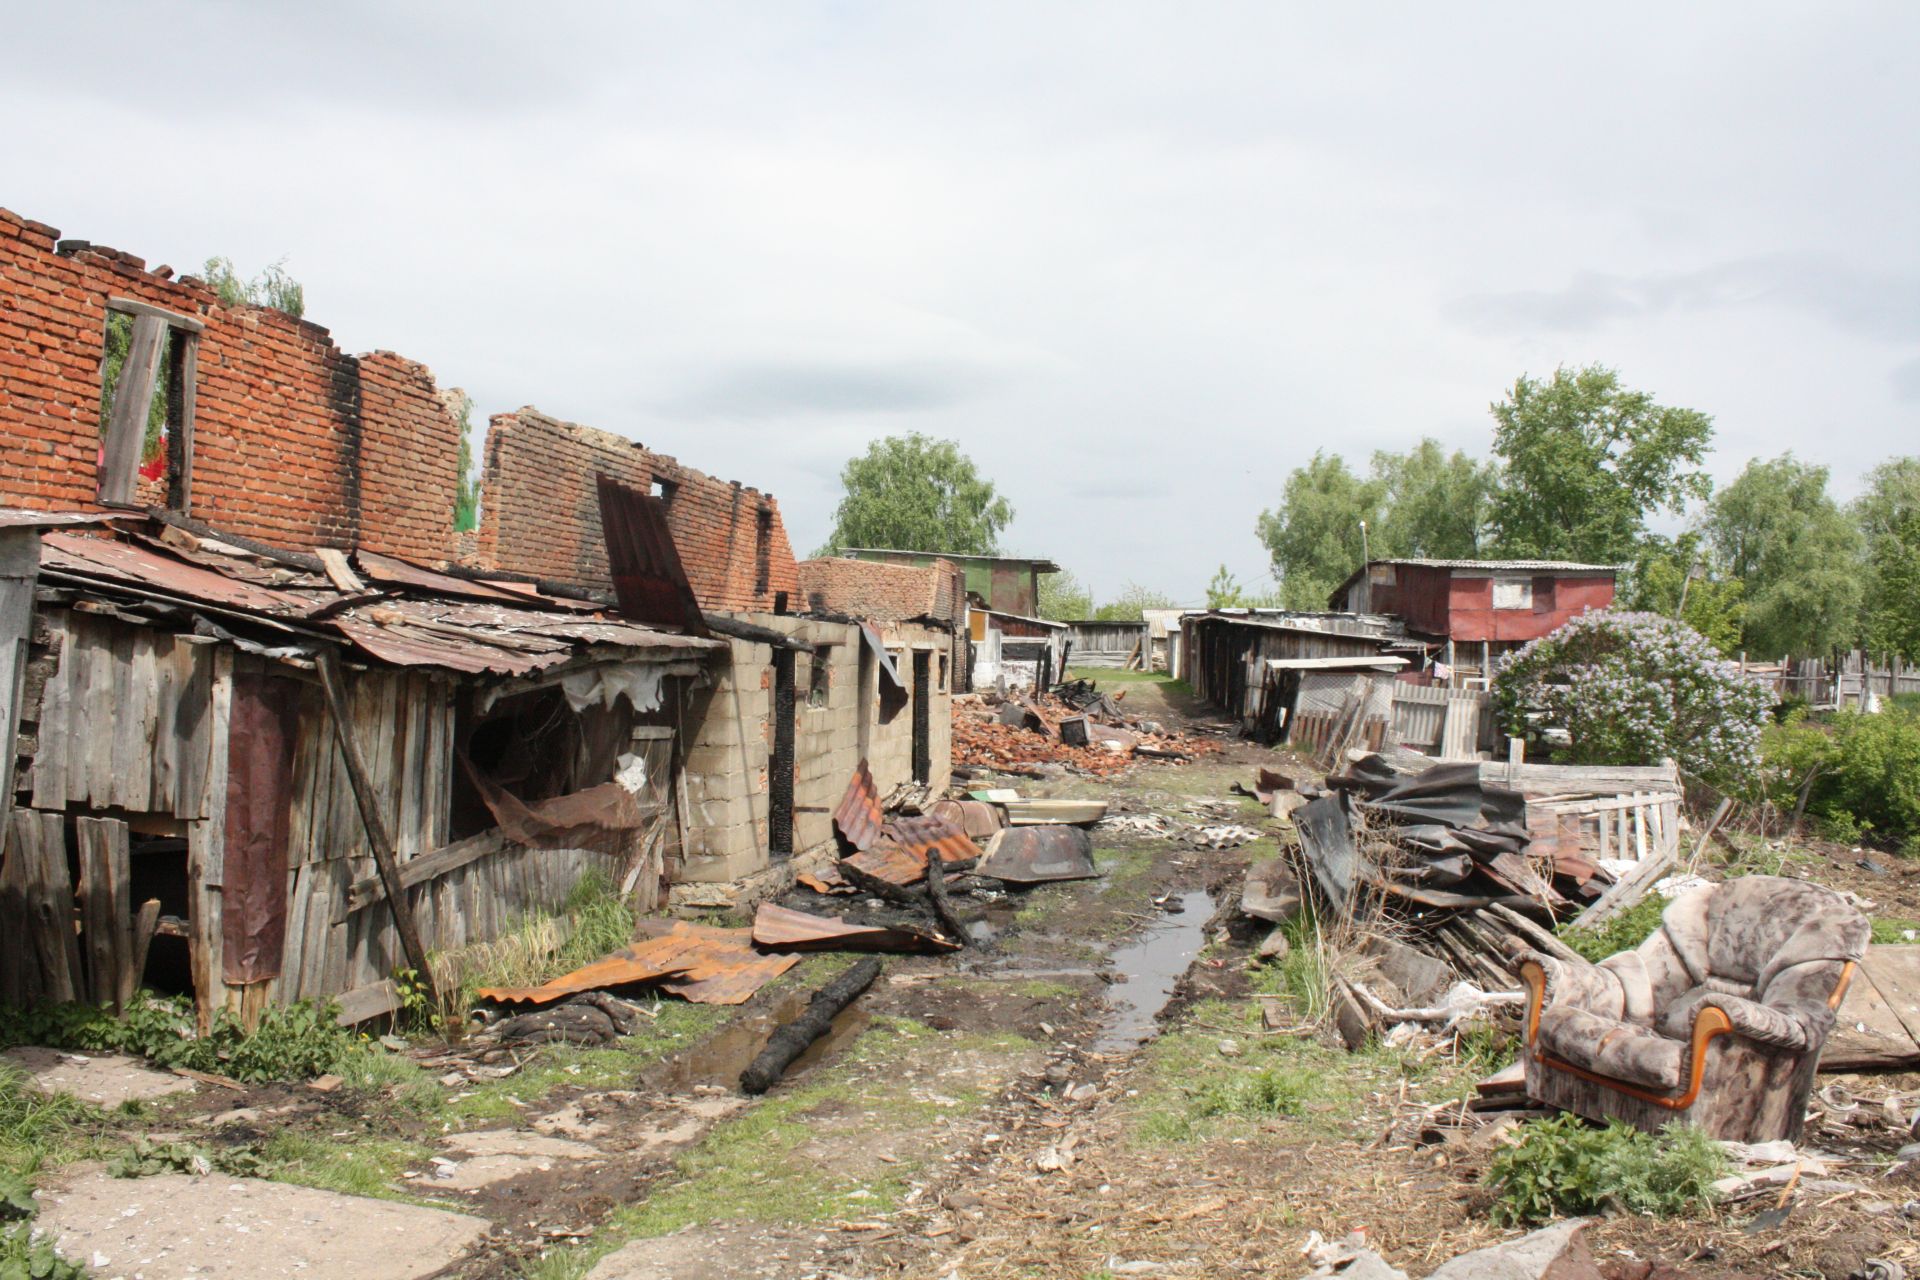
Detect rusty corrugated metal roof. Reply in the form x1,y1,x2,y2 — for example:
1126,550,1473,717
0,509,127,528
597,474,710,636
37,522,725,677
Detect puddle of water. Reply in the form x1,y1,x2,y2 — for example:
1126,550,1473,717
641,992,870,1093
1093,890,1216,1054
966,901,1018,944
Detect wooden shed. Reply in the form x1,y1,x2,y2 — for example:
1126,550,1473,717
1,513,724,1027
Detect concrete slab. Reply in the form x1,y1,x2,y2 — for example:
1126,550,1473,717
37,1170,489,1279
585,1222,822,1280
3,1047,195,1108
443,1129,600,1160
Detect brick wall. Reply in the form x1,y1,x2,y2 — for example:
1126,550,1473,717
0,207,460,561
475,408,801,612
796,555,962,625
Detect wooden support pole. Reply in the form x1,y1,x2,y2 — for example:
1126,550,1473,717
315,648,435,1004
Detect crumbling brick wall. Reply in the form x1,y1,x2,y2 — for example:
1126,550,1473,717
0,208,460,561
796,555,961,625
475,408,801,611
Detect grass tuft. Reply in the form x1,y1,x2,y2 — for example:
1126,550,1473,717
1484,1113,1726,1225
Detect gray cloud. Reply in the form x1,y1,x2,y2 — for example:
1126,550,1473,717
661,361,991,419
1452,255,1920,341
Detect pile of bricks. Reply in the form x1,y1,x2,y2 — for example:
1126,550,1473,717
952,696,1220,777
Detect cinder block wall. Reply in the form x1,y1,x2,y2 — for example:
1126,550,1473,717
864,621,954,796
475,408,801,611
0,208,460,562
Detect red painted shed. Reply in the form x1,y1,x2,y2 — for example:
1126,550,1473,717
1330,559,1618,652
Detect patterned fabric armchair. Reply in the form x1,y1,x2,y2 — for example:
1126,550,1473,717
1517,876,1868,1142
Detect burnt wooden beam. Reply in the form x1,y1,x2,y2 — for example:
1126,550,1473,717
315,648,435,1003
740,955,882,1094
700,612,814,652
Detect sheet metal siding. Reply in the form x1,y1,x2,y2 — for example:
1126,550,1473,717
1446,572,1615,643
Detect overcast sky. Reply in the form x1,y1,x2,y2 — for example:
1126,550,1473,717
7,4,1915,601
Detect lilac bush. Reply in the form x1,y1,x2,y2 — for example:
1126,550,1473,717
1491,610,1773,792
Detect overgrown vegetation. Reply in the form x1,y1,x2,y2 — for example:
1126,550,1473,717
0,995,363,1084
199,255,305,317
1558,894,1667,962
1761,705,1920,851
1484,1114,1726,1225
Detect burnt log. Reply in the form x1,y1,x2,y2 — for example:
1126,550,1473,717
740,955,883,1094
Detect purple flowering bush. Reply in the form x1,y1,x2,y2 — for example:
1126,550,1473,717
1492,611,1774,792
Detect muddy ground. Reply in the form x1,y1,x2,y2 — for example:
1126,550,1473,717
30,671,1920,1279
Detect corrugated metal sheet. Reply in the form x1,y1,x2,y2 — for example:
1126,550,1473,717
0,509,126,528
40,531,333,617
596,474,710,636
354,549,536,604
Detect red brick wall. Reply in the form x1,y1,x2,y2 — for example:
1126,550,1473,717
796,555,960,624
475,408,801,612
0,207,459,561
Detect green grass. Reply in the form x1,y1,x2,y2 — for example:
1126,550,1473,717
529,1017,1034,1275
258,1130,432,1200
1872,918,1920,945
1558,894,1667,963
1064,668,1182,687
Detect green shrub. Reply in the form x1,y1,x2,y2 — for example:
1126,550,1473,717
1484,1114,1726,1225
1763,705,1920,850
1558,894,1667,963
0,995,363,1085
1189,1062,1321,1120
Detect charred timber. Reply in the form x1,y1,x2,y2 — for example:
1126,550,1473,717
740,955,883,1094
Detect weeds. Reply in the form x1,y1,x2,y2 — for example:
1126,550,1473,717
1558,894,1666,963
1484,1114,1726,1225
1873,918,1920,945
0,995,362,1084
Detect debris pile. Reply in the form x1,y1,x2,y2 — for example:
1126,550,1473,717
953,685,1221,777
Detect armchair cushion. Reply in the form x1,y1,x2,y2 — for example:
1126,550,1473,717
1536,1005,1683,1090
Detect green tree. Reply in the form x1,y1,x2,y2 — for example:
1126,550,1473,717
1256,452,1384,609
1707,454,1863,659
1093,583,1178,621
1036,570,1093,621
1488,365,1714,563
1618,533,1747,656
1862,511,1920,661
1371,438,1499,559
821,434,1013,556
97,312,171,465
450,393,481,533
199,256,305,317
1854,458,1920,660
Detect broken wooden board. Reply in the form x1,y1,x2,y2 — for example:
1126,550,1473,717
477,920,797,1007
751,903,959,955
1824,944,1920,1072
975,826,1098,885
1001,799,1108,826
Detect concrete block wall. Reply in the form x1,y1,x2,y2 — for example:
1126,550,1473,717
0,208,460,562
475,408,802,612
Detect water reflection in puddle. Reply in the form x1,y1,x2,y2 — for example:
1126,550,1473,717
641,991,870,1094
1093,890,1216,1054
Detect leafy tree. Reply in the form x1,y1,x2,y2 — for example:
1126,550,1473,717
1036,570,1093,621
1706,454,1863,659
1862,511,1920,661
1205,564,1281,609
1093,583,1178,622
97,312,171,466
821,434,1013,556
1256,452,1384,609
1488,365,1714,563
1371,438,1499,559
1854,458,1920,660
1618,533,1747,656
199,256,305,317
450,394,481,533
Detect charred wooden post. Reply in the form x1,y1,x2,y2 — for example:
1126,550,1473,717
740,955,883,1095
315,647,435,1004
837,858,970,949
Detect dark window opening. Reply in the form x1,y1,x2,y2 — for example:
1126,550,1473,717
650,475,677,507
857,641,875,762
807,650,830,709
449,687,586,840
97,302,198,510
754,507,773,597
938,654,949,693
770,652,796,854
911,650,931,785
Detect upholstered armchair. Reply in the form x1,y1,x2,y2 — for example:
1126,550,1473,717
1517,876,1868,1143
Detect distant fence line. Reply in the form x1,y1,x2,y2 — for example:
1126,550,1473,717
1739,651,1920,709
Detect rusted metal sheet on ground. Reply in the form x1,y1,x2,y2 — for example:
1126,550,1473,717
883,814,980,868
834,760,885,851
477,920,794,1006
929,798,1002,840
841,840,930,887
596,474,710,636
976,825,1098,884
751,903,960,954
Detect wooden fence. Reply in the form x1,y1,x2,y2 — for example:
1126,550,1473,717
1741,651,1920,710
